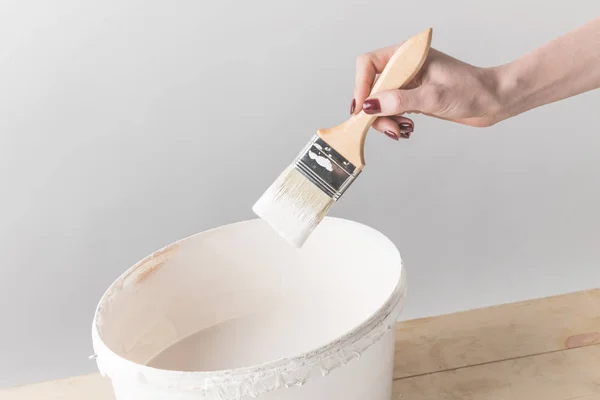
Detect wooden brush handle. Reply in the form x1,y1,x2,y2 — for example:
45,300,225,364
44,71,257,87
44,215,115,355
317,28,433,168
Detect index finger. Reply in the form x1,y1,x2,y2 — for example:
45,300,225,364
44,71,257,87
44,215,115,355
353,43,403,114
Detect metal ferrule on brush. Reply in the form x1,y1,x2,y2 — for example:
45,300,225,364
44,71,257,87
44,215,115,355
294,135,361,200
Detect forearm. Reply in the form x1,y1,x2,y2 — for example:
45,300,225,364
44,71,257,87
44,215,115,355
493,17,600,122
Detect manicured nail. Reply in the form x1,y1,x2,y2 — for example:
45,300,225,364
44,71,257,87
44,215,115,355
362,99,381,114
384,130,399,141
399,122,414,138
350,98,356,114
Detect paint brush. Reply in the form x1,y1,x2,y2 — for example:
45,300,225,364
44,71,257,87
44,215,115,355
253,28,433,247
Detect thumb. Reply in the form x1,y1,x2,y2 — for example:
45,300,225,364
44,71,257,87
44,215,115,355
362,88,427,116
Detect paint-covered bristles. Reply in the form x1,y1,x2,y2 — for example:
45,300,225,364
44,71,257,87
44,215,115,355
253,166,333,247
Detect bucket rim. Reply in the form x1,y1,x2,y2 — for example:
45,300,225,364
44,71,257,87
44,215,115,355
91,217,405,398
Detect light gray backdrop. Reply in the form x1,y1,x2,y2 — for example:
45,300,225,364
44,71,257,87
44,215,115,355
1,0,599,388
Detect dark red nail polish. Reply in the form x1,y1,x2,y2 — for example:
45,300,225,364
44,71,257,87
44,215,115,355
362,99,381,114
399,122,414,138
350,98,356,114
384,130,399,141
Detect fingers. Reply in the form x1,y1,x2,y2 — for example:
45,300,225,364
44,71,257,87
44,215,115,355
352,55,376,114
352,45,400,114
352,43,424,140
362,87,426,116
372,116,414,140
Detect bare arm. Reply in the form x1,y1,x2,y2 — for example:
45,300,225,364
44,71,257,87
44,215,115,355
495,17,600,122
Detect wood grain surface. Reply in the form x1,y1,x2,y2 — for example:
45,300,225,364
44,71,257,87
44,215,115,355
394,289,600,379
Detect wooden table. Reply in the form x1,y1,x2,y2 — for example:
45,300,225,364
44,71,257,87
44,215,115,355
2,289,599,400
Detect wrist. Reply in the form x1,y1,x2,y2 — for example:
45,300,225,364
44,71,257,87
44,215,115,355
487,59,536,124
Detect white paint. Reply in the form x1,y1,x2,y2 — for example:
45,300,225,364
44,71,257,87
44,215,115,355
147,293,369,371
253,168,332,247
308,150,334,172
92,218,405,400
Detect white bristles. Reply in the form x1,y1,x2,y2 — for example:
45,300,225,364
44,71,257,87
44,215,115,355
253,166,334,247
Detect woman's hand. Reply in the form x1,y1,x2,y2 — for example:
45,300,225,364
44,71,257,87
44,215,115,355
353,18,600,141
352,45,504,140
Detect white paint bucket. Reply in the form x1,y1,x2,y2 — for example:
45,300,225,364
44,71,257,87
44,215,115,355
92,217,405,400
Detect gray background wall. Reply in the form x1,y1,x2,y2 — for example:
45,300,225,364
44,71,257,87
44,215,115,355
1,0,599,388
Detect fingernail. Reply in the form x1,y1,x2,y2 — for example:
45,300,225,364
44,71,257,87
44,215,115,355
384,130,399,141
362,99,381,114
350,98,356,114
399,123,414,138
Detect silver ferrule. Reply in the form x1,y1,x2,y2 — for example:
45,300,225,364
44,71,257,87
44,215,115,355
294,135,361,200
